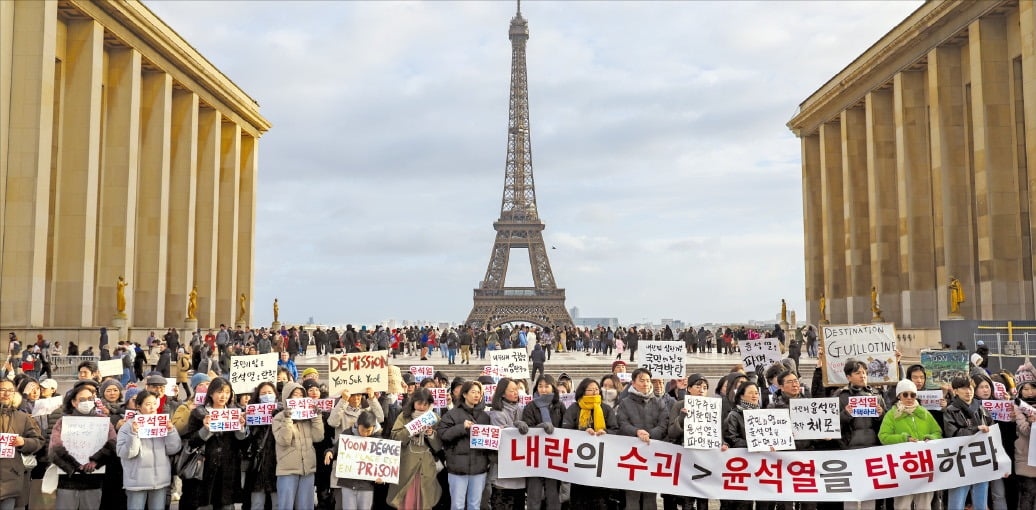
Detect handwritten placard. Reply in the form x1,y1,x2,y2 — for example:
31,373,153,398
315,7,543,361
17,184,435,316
98,359,123,377
641,341,686,379
60,417,111,467
229,353,278,393
134,414,169,438
741,339,781,373
743,408,795,452
918,390,944,411
246,403,276,425
430,387,449,409
286,398,316,420
982,400,1015,422
470,424,502,450
683,395,722,449
848,395,881,417
920,350,968,390
405,411,438,436
409,366,434,382
489,349,530,380
335,435,401,483
790,397,840,440
328,351,389,396
0,433,16,458
208,408,242,431
821,323,898,386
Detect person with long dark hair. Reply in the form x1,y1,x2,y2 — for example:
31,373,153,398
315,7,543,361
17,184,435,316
436,381,491,510
180,376,249,510
49,380,117,509
243,381,279,510
521,375,565,510
561,378,615,510
487,378,527,509
387,388,442,509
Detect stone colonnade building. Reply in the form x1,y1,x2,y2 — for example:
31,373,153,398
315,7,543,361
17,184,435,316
1,0,270,341
788,0,1036,329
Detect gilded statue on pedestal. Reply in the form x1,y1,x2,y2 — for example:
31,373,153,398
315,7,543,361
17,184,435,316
187,286,198,320
819,293,827,322
238,293,247,322
949,276,965,315
273,298,279,323
116,276,128,318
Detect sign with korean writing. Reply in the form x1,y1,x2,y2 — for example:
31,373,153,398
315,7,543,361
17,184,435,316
641,342,686,379
683,396,722,449
124,410,137,421
194,392,206,406
741,339,781,373
409,366,433,382
405,411,438,436
335,435,401,483
208,408,242,431
560,392,575,408
134,414,169,438
287,398,317,420
0,433,16,458
229,353,278,393
60,417,111,469
32,396,63,417
482,366,503,380
617,372,632,383
98,359,123,377
246,403,276,425
982,400,1014,422
820,323,898,386
848,396,881,417
489,349,530,380
789,398,840,440
328,351,389,396
918,390,944,411
519,393,533,406
743,409,795,452
430,387,449,408
993,382,1008,400
499,425,1012,502
315,398,335,412
919,350,968,390
470,424,502,450
483,384,497,404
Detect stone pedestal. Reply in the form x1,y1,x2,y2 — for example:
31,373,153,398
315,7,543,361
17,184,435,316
111,315,128,342
235,319,247,329
819,319,830,326
780,320,790,333
184,318,198,333
271,321,281,331
946,313,965,321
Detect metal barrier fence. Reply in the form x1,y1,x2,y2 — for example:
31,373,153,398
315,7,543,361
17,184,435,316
50,355,99,377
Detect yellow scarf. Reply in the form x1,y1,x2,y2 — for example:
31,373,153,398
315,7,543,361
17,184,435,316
578,395,605,431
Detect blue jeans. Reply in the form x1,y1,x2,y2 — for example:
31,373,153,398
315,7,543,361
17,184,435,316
447,472,486,510
448,348,457,363
126,488,167,510
949,482,989,510
340,488,373,510
276,473,315,510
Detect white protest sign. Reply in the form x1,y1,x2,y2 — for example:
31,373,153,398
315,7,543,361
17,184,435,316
982,400,1014,422
489,349,530,380
741,339,781,373
60,416,111,470
640,341,685,379
820,323,898,386
470,424,502,450
994,382,1008,400
32,396,63,417
0,433,16,458
616,372,632,383
848,395,882,417
315,398,335,412
430,387,449,408
918,390,944,411
328,351,389,397
229,353,278,393
335,435,401,483
164,379,177,397
683,395,722,449
409,366,434,382
98,359,123,377
246,403,276,425
560,392,576,408
790,397,840,440
194,392,206,406
124,410,137,421
287,398,317,420
405,411,439,436
208,408,242,431
134,414,169,438
743,408,795,452
482,384,497,404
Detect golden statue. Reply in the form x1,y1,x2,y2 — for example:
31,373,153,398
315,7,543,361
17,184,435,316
780,299,787,322
819,293,827,322
116,276,128,318
949,276,965,315
187,286,198,320
238,293,247,322
273,298,279,323
871,286,882,319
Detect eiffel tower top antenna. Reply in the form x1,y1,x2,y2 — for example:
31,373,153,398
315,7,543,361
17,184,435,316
517,0,520,15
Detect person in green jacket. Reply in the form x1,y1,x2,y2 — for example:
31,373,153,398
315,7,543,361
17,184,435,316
879,379,943,510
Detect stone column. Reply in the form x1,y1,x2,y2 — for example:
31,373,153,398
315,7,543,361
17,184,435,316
865,89,902,324
801,134,824,324
50,18,103,327
1019,2,1036,315
0,0,56,328
134,71,173,328
894,70,937,327
237,134,258,328
929,45,979,320
165,90,199,327
841,107,871,324
216,123,241,326
970,16,1029,318
820,121,848,324
95,47,141,327
194,108,221,329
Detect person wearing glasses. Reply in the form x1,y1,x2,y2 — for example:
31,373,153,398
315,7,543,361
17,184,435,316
0,379,44,510
879,379,943,510
665,373,715,510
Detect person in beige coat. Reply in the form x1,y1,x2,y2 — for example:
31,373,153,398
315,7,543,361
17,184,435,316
0,379,44,510
272,381,324,510
1014,381,1036,509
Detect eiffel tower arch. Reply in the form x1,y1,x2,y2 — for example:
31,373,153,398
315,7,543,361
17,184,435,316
466,5,572,330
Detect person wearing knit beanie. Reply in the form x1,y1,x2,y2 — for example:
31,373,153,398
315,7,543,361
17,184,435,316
190,372,210,390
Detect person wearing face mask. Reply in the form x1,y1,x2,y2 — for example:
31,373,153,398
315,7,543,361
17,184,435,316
273,381,324,510
388,388,442,509
878,379,942,510
0,378,43,510
180,376,250,510
616,368,668,510
487,378,527,509
48,380,117,509
243,382,280,510
944,376,995,510
599,374,621,408
520,375,565,510
117,390,182,510
1014,381,1036,509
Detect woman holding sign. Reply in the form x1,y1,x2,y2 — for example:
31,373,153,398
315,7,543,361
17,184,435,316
388,388,442,509
48,380,117,510
521,375,565,510
436,381,491,510
116,390,182,510
1012,381,1036,509
273,381,325,510
243,382,279,510
487,378,528,509
180,376,249,510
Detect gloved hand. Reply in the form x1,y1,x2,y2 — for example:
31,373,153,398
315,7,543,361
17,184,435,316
515,420,530,434
542,422,555,435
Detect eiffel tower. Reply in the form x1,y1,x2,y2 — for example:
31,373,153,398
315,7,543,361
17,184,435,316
466,3,573,329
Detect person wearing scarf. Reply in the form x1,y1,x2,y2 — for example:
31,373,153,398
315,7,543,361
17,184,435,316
616,368,668,510
520,375,566,510
879,379,942,510
944,376,995,510
0,378,43,510
666,373,714,510
487,378,527,509
722,381,760,510
560,377,615,510
1014,381,1036,509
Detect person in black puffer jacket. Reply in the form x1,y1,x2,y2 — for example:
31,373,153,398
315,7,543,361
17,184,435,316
520,375,566,510
944,376,995,510
836,360,887,449
436,381,491,510
722,381,761,510
615,368,668,510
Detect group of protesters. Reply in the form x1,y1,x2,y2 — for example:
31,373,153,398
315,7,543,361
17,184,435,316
0,323,1031,510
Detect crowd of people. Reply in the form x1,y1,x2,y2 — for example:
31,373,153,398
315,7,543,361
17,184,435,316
0,325,1025,510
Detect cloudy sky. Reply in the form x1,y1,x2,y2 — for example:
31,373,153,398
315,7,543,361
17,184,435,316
146,0,921,327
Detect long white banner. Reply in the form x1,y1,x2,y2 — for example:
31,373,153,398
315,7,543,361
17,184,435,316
498,425,1011,502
